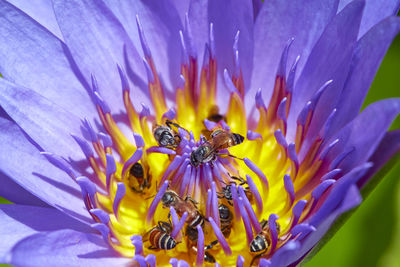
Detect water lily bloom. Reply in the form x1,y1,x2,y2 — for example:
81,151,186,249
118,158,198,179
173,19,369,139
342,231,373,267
0,0,399,266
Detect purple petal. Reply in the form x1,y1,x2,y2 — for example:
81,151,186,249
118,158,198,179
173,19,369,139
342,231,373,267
325,99,400,173
0,79,83,159
0,172,48,207
0,2,96,119
338,0,400,37
287,1,365,142
52,0,149,110
208,0,254,91
6,229,130,266
327,17,400,137
0,118,91,223
104,0,183,92
249,0,337,110
359,129,400,188
283,185,362,265
6,0,63,39
310,163,372,227
0,204,93,262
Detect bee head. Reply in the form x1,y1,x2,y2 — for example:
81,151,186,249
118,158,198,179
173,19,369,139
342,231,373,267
162,191,177,207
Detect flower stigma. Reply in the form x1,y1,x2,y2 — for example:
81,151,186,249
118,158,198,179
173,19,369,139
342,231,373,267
43,19,344,266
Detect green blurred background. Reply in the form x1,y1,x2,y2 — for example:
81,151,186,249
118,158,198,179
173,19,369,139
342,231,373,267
304,35,400,267
0,32,399,267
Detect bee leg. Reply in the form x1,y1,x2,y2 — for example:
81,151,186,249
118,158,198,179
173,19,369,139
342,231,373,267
148,246,158,250
228,200,233,206
205,240,219,250
250,253,265,266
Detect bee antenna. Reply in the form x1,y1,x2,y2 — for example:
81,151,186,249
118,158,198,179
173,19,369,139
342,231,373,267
145,194,156,200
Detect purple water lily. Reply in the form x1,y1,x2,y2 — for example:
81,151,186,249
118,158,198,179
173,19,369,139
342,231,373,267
0,0,399,266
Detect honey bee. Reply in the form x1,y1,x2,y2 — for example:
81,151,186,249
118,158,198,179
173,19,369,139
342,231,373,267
217,175,253,206
218,204,233,238
207,105,226,123
143,221,177,250
128,162,150,193
250,220,280,253
190,129,244,167
161,190,205,242
153,120,184,148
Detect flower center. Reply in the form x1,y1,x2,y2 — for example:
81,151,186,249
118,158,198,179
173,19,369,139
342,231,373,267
44,20,339,266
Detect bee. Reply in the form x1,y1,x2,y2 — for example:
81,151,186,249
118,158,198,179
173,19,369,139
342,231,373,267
250,220,280,254
217,175,253,206
191,240,219,263
143,221,177,250
161,190,205,242
190,129,244,167
153,120,184,148
204,240,219,263
128,162,150,193
219,204,233,238
207,105,226,123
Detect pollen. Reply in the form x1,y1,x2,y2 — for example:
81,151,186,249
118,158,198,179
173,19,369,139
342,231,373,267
44,21,340,267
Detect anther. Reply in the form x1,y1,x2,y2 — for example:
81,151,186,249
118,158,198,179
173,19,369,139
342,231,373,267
238,186,261,233
268,213,279,253
238,197,253,244
147,180,169,223
90,208,110,224
259,258,271,267
236,255,245,267
143,59,155,84
133,255,147,267
231,184,241,221
319,138,339,160
321,169,341,181
132,238,144,256
291,199,307,227
162,109,176,121
72,134,93,159
145,255,156,267
117,64,130,92
41,152,77,178
179,165,192,196
211,182,220,227
113,182,126,219
136,15,152,59
209,23,215,57
208,217,232,255
245,174,263,214
244,157,269,189
171,211,188,239
291,224,316,240
98,132,112,149
206,189,212,218
146,146,176,155
224,69,240,95
286,55,300,94
105,153,116,190
288,143,299,179
247,130,262,141
121,148,143,177
196,224,205,266
140,103,150,119
283,174,295,210
91,223,110,244
277,38,294,78
81,118,97,143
